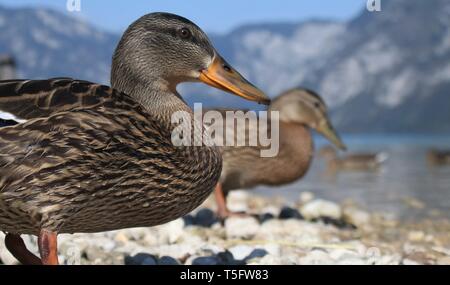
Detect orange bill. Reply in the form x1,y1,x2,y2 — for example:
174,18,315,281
199,54,271,105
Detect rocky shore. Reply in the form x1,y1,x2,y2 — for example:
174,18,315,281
1,191,449,265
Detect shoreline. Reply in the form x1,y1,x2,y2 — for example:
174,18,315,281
1,191,449,265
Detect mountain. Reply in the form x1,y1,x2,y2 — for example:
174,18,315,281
0,6,118,83
0,0,449,133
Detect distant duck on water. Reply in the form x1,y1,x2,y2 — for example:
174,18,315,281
319,145,388,173
0,13,269,265
0,55,16,81
427,149,450,167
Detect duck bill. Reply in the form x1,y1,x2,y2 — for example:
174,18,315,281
199,55,270,105
317,120,347,151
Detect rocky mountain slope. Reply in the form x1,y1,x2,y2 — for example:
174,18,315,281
0,0,449,133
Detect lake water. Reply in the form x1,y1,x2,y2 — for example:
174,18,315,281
254,134,450,221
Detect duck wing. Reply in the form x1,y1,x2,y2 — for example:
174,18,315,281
0,78,114,123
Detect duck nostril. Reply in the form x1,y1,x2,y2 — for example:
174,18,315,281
222,64,232,72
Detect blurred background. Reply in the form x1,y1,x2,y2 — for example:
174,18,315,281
0,0,449,221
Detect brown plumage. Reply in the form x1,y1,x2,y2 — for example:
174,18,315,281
0,13,268,265
0,78,220,234
213,88,346,218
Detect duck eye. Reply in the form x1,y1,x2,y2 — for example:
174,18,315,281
178,27,192,39
314,102,321,109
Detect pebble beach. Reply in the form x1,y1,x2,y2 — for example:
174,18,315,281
1,191,449,265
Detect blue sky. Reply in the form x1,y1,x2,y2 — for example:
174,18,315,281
0,0,365,33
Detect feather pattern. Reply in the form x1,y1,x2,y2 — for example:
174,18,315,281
0,79,222,235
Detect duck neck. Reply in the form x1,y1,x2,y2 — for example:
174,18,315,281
279,122,314,176
112,72,192,124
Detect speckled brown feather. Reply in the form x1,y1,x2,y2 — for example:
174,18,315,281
0,79,221,235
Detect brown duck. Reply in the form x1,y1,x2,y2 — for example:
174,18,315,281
0,13,269,265
427,149,450,166
213,88,346,218
319,146,388,173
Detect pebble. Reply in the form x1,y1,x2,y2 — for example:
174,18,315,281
408,231,425,242
247,255,284,265
299,192,315,204
194,209,219,228
342,207,371,228
0,194,446,266
300,199,342,220
125,253,158,266
227,191,250,213
279,207,303,220
436,256,450,265
225,216,260,239
298,250,335,265
228,245,255,260
403,258,422,265
158,256,180,265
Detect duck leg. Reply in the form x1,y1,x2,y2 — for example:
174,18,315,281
38,230,59,265
4,234,42,265
214,183,249,219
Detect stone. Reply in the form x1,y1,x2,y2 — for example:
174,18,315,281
373,254,402,265
279,207,303,220
255,219,323,244
298,250,335,265
160,219,185,244
342,207,371,228
259,213,275,223
158,256,180,265
146,243,200,260
408,231,425,242
227,192,250,214
436,256,450,265
247,255,283,265
191,256,221,265
125,253,158,265
432,246,450,256
228,245,255,260
300,199,342,220
195,209,219,228
225,216,260,239
403,258,422,265
299,192,315,204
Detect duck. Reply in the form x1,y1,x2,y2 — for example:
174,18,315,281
0,55,16,81
427,149,450,166
0,12,269,265
213,88,346,218
319,145,388,173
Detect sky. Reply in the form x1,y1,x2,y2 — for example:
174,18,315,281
0,0,365,34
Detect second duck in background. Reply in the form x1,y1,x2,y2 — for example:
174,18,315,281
319,146,388,174
214,88,346,218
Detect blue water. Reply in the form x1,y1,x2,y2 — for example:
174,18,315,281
255,134,450,220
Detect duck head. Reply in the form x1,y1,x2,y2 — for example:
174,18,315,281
111,12,270,105
268,88,346,151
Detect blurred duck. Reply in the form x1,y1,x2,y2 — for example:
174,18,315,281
427,149,450,166
214,88,346,218
0,13,269,265
319,145,388,173
0,55,16,80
